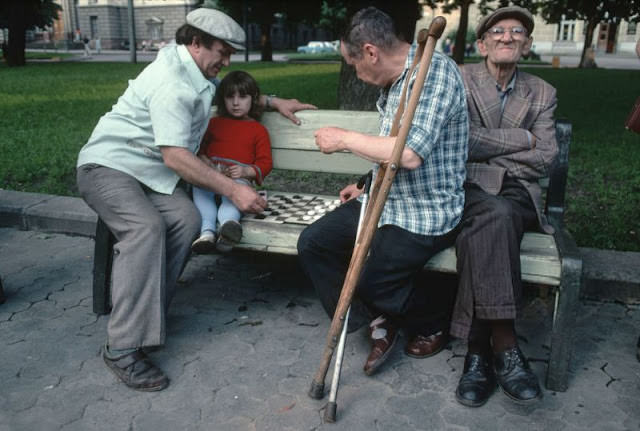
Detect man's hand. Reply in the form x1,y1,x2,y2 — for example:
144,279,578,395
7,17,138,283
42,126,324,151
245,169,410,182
230,182,266,214
315,127,349,154
270,97,317,125
339,183,363,203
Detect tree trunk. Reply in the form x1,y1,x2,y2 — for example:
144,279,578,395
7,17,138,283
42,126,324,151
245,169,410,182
452,0,473,65
7,0,27,67
260,23,272,62
579,17,598,68
337,60,379,111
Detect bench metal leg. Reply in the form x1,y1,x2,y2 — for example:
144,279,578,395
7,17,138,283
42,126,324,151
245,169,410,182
0,276,5,304
546,222,583,391
92,218,114,315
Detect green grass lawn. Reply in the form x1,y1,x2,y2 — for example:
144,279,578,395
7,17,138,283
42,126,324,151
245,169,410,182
0,60,638,251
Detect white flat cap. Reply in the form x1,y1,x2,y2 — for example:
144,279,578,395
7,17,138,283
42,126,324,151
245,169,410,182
186,8,246,50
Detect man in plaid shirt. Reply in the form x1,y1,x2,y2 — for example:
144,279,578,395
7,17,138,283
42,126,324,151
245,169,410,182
297,7,468,376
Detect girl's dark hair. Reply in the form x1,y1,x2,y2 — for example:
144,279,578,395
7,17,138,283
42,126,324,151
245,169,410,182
175,24,217,49
216,70,263,120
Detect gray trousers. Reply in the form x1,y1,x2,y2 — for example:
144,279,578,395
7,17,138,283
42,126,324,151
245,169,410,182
77,164,200,349
450,178,537,340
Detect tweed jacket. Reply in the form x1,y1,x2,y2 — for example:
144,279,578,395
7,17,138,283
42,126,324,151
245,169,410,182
460,61,558,233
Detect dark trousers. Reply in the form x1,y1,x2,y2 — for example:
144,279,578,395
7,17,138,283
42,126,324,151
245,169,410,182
450,178,537,340
297,199,455,336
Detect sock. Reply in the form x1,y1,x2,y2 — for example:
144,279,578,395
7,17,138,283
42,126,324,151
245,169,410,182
104,343,137,359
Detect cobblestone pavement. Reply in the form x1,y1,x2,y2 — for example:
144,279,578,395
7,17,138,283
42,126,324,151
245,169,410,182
1,228,639,431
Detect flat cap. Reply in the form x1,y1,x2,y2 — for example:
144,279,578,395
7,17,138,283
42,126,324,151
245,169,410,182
186,8,246,50
476,6,534,38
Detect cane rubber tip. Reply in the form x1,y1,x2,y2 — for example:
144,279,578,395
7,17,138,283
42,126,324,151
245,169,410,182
324,402,337,423
308,381,325,399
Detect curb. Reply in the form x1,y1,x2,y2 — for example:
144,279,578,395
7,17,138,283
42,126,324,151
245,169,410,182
1,189,639,302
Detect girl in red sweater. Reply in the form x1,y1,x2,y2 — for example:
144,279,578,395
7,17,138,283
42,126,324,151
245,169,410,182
192,71,273,253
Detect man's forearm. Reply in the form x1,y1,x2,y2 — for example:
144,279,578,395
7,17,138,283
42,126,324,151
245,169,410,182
330,129,422,169
160,146,237,197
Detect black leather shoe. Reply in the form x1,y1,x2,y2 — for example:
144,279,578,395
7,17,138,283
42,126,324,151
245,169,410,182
455,352,496,407
494,346,541,403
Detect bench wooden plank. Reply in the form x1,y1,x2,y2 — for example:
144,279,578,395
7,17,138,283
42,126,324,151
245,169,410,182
271,148,370,175
262,110,377,175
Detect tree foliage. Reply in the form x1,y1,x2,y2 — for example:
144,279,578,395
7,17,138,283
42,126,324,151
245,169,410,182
210,0,325,61
0,0,61,67
538,0,640,68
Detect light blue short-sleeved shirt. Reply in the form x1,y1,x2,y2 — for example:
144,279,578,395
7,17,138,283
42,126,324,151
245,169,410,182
77,43,216,194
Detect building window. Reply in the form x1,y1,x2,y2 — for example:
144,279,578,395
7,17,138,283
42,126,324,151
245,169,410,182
90,16,98,39
628,22,637,35
556,20,576,41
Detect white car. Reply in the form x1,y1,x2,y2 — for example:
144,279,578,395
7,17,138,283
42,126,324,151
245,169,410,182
297,41,338,54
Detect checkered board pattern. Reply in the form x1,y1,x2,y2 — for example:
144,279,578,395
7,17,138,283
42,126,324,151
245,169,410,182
242,192,341,225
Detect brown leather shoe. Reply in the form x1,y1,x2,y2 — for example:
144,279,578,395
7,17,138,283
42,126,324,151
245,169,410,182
405,331,448,359
363,316,399,376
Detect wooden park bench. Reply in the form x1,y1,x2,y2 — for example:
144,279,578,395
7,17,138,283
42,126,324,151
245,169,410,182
91,110,581,392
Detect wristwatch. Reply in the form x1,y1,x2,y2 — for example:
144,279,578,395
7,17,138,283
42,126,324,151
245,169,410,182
265,94,277,109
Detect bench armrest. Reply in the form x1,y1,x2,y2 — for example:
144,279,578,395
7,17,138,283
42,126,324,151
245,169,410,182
546,119,572,227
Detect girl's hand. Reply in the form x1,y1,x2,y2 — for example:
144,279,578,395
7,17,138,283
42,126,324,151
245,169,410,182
227,165,254,179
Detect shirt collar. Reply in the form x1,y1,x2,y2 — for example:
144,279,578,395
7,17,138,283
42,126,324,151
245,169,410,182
496,70,517,95
176,44,214,94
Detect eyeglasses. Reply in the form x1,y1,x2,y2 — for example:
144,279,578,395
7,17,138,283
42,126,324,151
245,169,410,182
484,26,528,40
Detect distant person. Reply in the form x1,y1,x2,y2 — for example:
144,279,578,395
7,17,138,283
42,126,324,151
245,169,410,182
191,70,272,253
76,8,315,392
465,42,475,57
82,36,91,58
95,37,101,54
443,37,452,55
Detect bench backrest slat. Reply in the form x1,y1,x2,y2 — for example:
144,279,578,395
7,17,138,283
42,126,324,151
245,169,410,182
261,110,378,175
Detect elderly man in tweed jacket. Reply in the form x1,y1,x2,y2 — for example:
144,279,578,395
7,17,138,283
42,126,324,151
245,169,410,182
452,6,558,407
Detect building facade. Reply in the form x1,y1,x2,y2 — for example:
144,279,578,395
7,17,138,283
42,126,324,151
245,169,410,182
47,0,332,51
418,3,640,55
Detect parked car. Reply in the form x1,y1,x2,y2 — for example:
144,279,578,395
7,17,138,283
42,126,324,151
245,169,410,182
296,41,338,54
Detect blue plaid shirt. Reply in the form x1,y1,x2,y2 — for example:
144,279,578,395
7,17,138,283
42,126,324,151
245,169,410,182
374,46,468,235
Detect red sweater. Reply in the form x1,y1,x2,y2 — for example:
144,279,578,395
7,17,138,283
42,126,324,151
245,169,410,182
199,116,273,185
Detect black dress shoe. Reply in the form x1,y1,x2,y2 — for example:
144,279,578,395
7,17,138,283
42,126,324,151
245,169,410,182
455,352,496,407
494,346,541,403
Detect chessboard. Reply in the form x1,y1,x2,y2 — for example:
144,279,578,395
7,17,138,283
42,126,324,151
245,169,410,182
242,192,341,225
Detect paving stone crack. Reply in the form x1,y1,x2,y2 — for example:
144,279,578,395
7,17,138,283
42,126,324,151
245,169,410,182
600,362,621,387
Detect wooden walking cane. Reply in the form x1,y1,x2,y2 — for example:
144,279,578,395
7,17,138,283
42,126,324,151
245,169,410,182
308,16,447,410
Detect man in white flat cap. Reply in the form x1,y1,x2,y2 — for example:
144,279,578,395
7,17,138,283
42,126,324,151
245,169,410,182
76,7,315,391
